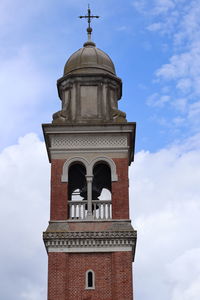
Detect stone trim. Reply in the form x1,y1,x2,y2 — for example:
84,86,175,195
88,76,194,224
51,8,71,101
61,156,89,181
61,155,118,182
51,134,127,149
85,269,95,290
88,157,118,181
47,246,132,253
43,230,137,257
42,122,136,164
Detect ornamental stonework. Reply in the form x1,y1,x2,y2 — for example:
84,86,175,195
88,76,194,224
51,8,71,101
43,230,137,253
50,134,127,149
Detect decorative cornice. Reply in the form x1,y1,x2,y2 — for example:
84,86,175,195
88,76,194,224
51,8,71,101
51,134,127,149
43,230,137,258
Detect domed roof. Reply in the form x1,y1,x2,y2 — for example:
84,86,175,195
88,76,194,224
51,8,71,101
64,41,116,75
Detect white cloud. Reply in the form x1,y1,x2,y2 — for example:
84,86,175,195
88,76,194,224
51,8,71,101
172,98,187,112
167,248,200,300
130,136,200,299
0,47,54,149
147,22,162,31
133,0,175,15
152,0,175,15
132,0,147,13
147,93,170,107
0,133,49,300
188,101,200,124
138,0,200,132
156,46,200,82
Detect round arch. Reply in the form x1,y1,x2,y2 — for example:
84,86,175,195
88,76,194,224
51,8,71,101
89,157,118,181
61,157,89,182
85,269,95,289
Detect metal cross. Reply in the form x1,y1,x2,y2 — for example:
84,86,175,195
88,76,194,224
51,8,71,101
79,5,100,29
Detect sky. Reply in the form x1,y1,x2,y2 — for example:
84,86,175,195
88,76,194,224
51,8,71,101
0,0,200,299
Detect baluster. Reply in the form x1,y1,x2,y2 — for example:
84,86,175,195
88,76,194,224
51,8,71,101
103,203,106,219
99,203,101,219
106,204,108,219
79,203,81,219
83,203,85,219
96,203,99,219
70,203,73,219
108,203,111,219
93,202,96,219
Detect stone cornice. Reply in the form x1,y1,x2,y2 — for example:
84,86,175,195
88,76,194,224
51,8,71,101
42,123,136,164
43,230,137,260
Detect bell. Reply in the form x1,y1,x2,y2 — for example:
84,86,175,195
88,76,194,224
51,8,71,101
80,183,102,200
80,183,101,210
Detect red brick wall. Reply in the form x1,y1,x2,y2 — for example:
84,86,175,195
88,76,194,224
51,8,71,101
112,251,133,299
48,252,68,300
47,251,133,300
50,159,68,220
50,158,130,220
68,253,112,300
112,158,129,219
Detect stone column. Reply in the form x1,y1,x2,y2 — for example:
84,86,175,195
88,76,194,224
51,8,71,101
86,175,93,220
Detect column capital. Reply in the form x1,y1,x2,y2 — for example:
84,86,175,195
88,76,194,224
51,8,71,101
86,175,93,182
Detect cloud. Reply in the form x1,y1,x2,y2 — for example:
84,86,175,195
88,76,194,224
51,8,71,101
156,47,200,84
147,22,162,31
130,135,200,299
0,133,49,300
132,0,147,13
0,46,55,149
136,0,200,134
172,98,187,112
167,248,200,300
152,0,175,15
147,93,171,107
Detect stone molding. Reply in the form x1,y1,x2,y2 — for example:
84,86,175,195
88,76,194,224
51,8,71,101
42,123,136,163
51,134,127,149
43,230,137,257
61,155,118,182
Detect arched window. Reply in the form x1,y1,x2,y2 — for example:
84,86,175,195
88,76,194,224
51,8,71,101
92,162,112,219
68,163,87,219
68,163,87,200
92,162,112,199
86,270,95,289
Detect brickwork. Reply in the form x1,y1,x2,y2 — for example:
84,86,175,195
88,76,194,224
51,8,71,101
112,158,129,219
47,148,134,300
50,159,68,220
112,251,133,300
68,253,112,300
48,252,68,300
47,251,133,300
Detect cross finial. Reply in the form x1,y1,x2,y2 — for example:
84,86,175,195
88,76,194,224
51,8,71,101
79,5,100,42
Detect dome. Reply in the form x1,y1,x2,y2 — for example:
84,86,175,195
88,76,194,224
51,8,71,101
64,41,116,75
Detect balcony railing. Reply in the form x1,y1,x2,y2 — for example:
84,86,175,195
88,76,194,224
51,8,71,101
68,200,112,220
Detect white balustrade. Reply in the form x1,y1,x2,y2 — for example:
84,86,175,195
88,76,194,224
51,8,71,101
69,200,112,220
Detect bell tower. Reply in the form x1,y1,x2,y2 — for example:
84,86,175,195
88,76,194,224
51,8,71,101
43,7,137,300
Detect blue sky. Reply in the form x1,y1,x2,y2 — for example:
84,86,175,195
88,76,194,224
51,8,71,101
2,0,200,152
1,1,200,300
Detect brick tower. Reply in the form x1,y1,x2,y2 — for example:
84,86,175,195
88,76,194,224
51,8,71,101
43,8,137,300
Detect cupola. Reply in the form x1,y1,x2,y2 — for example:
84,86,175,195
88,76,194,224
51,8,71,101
64,41,116,75
52,9,126,125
